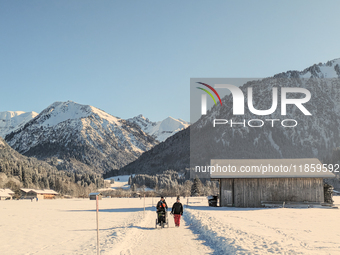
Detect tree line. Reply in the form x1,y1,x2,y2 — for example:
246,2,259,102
102,170,219,198
0,139,104,198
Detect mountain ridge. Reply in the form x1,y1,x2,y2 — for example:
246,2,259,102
5,101,158,174
0,111,38,138
104,57,340,178
127,114,189,142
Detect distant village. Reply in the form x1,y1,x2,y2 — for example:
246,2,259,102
0,188,59,200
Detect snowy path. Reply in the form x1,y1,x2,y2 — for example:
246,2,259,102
111,211,214,255
108,198,214,255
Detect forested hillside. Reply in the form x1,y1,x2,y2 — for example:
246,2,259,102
0,137,104,197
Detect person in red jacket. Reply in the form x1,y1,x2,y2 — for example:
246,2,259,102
171,197,183,227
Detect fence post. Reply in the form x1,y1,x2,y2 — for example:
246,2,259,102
143,194,146,217
96,195,99,255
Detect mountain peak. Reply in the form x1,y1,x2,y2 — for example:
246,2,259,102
164,116,176,121
5,102,158,173
37,101,93,127
0,111,38,138
112,57,340,177
275,58,340,79
128,115,189,142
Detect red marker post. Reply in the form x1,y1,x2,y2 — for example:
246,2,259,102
143,194,145,217
96,195,99,255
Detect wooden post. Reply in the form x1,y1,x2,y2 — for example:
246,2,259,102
187,198,189,207
143,194,145,217
96,195,99,255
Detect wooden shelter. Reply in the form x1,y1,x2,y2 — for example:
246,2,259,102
210,158,335,207
20,189,59,199
89,192,102,200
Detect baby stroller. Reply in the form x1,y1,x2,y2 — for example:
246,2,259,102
155,210,169,228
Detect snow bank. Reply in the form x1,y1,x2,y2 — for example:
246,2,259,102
184,197,340,254
184,209,245,254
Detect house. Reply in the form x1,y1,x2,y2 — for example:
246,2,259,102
89,192,102,200
210,158,335,207
0,189,14,200
20,189,59,199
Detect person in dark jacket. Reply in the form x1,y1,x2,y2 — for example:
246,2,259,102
171,197,183,227
157,196,168,212
156,196,168,225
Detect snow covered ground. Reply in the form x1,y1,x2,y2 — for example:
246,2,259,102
0,197,339,254
102,175,132,190
185,197,340,254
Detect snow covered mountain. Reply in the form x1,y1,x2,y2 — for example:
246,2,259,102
127,115,189,142
0,111,38,138
106,58,340,177
5,101,158,174
278,58,340,79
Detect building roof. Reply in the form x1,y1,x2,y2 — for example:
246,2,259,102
36,189,59,195
21,188,33,193
0,189,13,197
89,192,102,196
0,192,11,197
0,189,14,194
210,158,336,179
20,188,59,195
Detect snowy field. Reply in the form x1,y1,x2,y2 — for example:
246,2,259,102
185,197,340,255
0,197,339,255
100,175,154,192
101,175,132,190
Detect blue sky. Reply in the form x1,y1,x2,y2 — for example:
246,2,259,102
1,1,340,122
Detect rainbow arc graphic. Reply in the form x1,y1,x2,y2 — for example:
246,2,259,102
196,82,222,106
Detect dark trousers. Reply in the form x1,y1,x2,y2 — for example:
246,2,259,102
158,212,165,222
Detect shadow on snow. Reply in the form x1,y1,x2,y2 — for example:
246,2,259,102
65,206,155,213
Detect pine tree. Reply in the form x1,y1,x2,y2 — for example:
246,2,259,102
191,176,203,196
